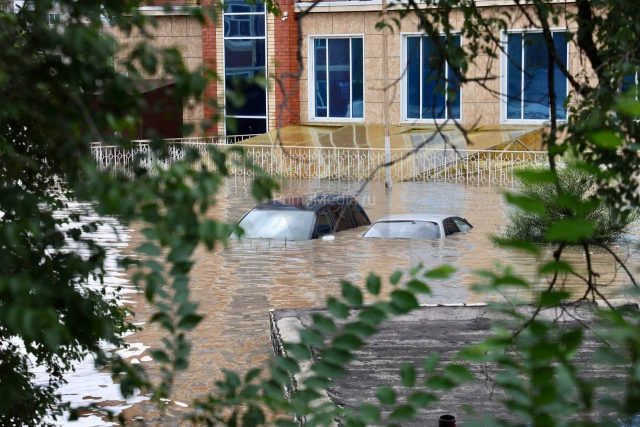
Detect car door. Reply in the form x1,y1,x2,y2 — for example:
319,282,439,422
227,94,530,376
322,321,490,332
442,218,461,237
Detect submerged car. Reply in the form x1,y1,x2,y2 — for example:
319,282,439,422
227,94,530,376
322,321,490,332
235,194,371,241
363,214,473,240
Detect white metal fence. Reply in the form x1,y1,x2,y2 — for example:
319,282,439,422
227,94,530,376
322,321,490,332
90,140,548,186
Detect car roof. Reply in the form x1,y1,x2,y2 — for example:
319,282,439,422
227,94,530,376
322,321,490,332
373,213,457,223
253,194,359,212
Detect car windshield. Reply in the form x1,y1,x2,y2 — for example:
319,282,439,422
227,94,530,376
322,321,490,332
238,210,316,240
364,220,441,240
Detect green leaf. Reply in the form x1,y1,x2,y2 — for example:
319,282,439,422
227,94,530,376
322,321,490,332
358,306,387,326
312,313,337,335
303,375,332,389
492,237,541,255
390,290,419,313
505,193,546,215
617,98,640,116
389,270,403,285
285,343,311,360
538,260,574,275
400,363,416,387
150,349,170,363
425,374,457,390
424,265,456,279
321,348,353,365
406,279,431,294
332,333,364,351
538,290,571,307
137,242,161,256
408,391,437,407
444,364,474,382
389,404,416,422
276,357,300,374
423,352,440,373
327,297,350,319
366,273,381,295
515,168,557,184
546,218,596,242
341,280,364,307
244,368,262,383
359,403,381,424
177,313,203,330
376,386,396,405
312,360,346,379
299,328,324,348
589,130,623,149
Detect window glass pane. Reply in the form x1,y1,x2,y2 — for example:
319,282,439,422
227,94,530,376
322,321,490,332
364,221,441,239
223,0,265,13
314,39,328,118
329,205,353,231
224,39,266,116
225,117,266,136
443,219,460,236
351,38,364,118
422,37,446,119
523,33,549,120
224,14,265,37
453,218,472,232
507,33,523,119
328,38,351,118
552,32,568,120
238,210,314,240
315,211,333,237
406,37,421,119
446,35,462,119
348,203,370,226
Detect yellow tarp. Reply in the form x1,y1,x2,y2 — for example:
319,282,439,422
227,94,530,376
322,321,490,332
238,124,543,151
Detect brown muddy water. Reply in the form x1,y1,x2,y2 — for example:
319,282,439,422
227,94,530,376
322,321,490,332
62,178,640,425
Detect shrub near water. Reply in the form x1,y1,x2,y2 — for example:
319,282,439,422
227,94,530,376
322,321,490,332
502,162,637,244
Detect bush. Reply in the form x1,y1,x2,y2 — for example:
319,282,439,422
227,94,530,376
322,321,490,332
502,161,638,244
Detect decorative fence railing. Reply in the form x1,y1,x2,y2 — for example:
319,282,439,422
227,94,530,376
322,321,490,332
90,140,548,186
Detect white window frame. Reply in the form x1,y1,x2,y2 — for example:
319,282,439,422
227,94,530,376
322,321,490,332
500,28,570,124
222,2,268,136
400,32,463,124
307,34,366,123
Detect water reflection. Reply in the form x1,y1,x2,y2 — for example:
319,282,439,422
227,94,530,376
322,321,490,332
117,177,638,419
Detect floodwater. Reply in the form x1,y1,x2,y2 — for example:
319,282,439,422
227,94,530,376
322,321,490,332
59,178,640,425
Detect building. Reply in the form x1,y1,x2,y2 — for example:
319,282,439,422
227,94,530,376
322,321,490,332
109,0,582,138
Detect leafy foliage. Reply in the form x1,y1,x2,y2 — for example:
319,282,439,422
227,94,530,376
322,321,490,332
502,160,638,244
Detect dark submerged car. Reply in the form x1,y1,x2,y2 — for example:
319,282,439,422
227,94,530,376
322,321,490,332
235,194,371,241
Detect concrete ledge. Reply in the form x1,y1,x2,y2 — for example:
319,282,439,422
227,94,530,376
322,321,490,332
270,303,635,426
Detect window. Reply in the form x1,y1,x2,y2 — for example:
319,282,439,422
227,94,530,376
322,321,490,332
404,35,461,121
452,218,472,232
311,37,364,120
328,205,353,232
347,202,370,226
505,31,568,121
442,218,460,236
622,71,639,100
223,0,267,136
315,210,333,237
48,13,60,27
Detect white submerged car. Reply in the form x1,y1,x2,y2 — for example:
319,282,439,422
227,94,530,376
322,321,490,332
363,214,473,240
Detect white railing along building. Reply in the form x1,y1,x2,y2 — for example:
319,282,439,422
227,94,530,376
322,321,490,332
90,139,548,186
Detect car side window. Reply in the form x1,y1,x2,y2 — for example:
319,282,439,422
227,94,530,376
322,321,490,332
443,218,460,236
348,202,370,226
453,218,472,232
315,209,333,237
329,205,353,232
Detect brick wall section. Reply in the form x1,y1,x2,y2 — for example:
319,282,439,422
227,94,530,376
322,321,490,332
201,0,218,135
274,0,301,127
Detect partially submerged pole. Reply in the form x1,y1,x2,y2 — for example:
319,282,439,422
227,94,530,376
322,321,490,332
381,0,392,190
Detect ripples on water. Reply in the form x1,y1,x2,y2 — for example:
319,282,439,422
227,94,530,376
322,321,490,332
59,178,639,424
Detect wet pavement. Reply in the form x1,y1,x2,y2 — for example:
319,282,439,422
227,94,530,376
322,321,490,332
59,178,640,425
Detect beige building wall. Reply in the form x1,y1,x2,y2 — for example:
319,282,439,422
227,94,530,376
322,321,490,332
110,15,204,134
298,4,586,128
